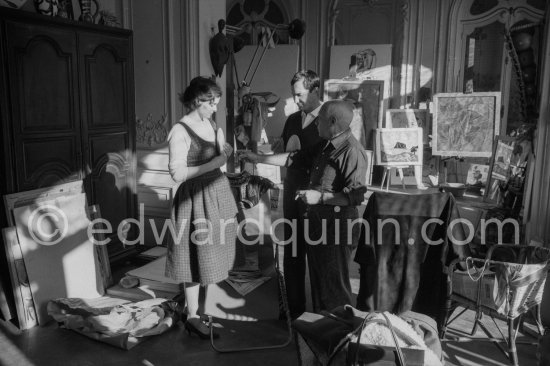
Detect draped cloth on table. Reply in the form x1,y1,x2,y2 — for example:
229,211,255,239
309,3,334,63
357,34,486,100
354,192,471,331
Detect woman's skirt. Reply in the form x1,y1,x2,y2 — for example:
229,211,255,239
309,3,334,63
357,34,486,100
165,169,238,285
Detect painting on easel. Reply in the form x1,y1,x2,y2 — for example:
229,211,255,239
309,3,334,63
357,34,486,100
432,92,500,157
375,128,423,166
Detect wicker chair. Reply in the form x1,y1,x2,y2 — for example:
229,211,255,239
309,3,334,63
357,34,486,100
442,244,550,366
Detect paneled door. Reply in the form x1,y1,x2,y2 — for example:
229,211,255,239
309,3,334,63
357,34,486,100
4,20,83,191
78,32,137,260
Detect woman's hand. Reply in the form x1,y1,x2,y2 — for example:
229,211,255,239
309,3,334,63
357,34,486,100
212,154,227,168
222,142,233,157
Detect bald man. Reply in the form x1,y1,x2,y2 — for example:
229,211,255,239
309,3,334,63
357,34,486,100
239,100,368,312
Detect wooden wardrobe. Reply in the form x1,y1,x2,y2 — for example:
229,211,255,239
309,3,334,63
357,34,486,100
0,8,137,262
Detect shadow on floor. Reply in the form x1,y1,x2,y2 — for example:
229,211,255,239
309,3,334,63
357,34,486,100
0,317,299,366
442,307,539,366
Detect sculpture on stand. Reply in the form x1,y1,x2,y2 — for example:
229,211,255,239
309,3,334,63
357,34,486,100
231,18,305,162
209,19,231,78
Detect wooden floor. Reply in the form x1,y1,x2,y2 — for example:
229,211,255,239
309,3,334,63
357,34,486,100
0,192,543,365
443,307,540,366
1,304,541,366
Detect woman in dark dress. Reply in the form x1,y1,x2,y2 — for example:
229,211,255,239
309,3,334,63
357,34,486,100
165,77,238,339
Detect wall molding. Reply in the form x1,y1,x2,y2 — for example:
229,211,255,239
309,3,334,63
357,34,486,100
164,0,177,126
136,113,168,147
525,8,550,246
184,0,200,87
121,0,132,29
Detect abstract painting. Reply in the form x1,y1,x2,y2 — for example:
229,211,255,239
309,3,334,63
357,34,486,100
432,92,501,157
375,128,423,166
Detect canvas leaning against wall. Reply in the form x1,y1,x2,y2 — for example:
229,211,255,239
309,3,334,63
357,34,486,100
324,79,384,150
329,44,392,86
432,92,501,157
329,45,392,124
466,164,490,186
385,109,430,145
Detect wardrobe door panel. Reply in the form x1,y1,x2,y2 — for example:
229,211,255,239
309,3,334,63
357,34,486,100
84,46,126,128
87,134,131,231
20,138,80,190
79,32,132,131
4,21,82,190
88,134,135,256
79,31,136,259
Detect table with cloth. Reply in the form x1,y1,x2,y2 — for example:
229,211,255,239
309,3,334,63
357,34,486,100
354,191,471,333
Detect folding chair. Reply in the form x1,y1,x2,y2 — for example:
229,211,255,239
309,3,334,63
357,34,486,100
208,241,292,352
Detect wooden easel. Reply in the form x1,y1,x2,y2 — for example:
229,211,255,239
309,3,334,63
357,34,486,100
380,166,408,191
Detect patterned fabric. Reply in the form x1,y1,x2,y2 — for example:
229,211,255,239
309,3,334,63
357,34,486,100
165,121,238,285
225,171,277,210
47,298,182,350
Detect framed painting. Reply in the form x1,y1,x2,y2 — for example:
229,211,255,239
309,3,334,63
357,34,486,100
385,109,430,145
432,92,501,157
324,79,384,150
484,136,515,203
375,128,423,166
465,163,490,186
3,180,112,328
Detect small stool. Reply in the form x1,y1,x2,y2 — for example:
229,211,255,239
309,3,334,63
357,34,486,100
380,166,407,191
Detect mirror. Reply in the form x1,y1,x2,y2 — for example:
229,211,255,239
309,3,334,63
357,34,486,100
462,22,505,93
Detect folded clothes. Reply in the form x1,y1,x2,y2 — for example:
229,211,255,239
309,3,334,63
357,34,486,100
87,300,166,337
47,297,183,349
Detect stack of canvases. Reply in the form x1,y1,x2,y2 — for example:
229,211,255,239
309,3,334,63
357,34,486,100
1,181,180,349
2,180,109,329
